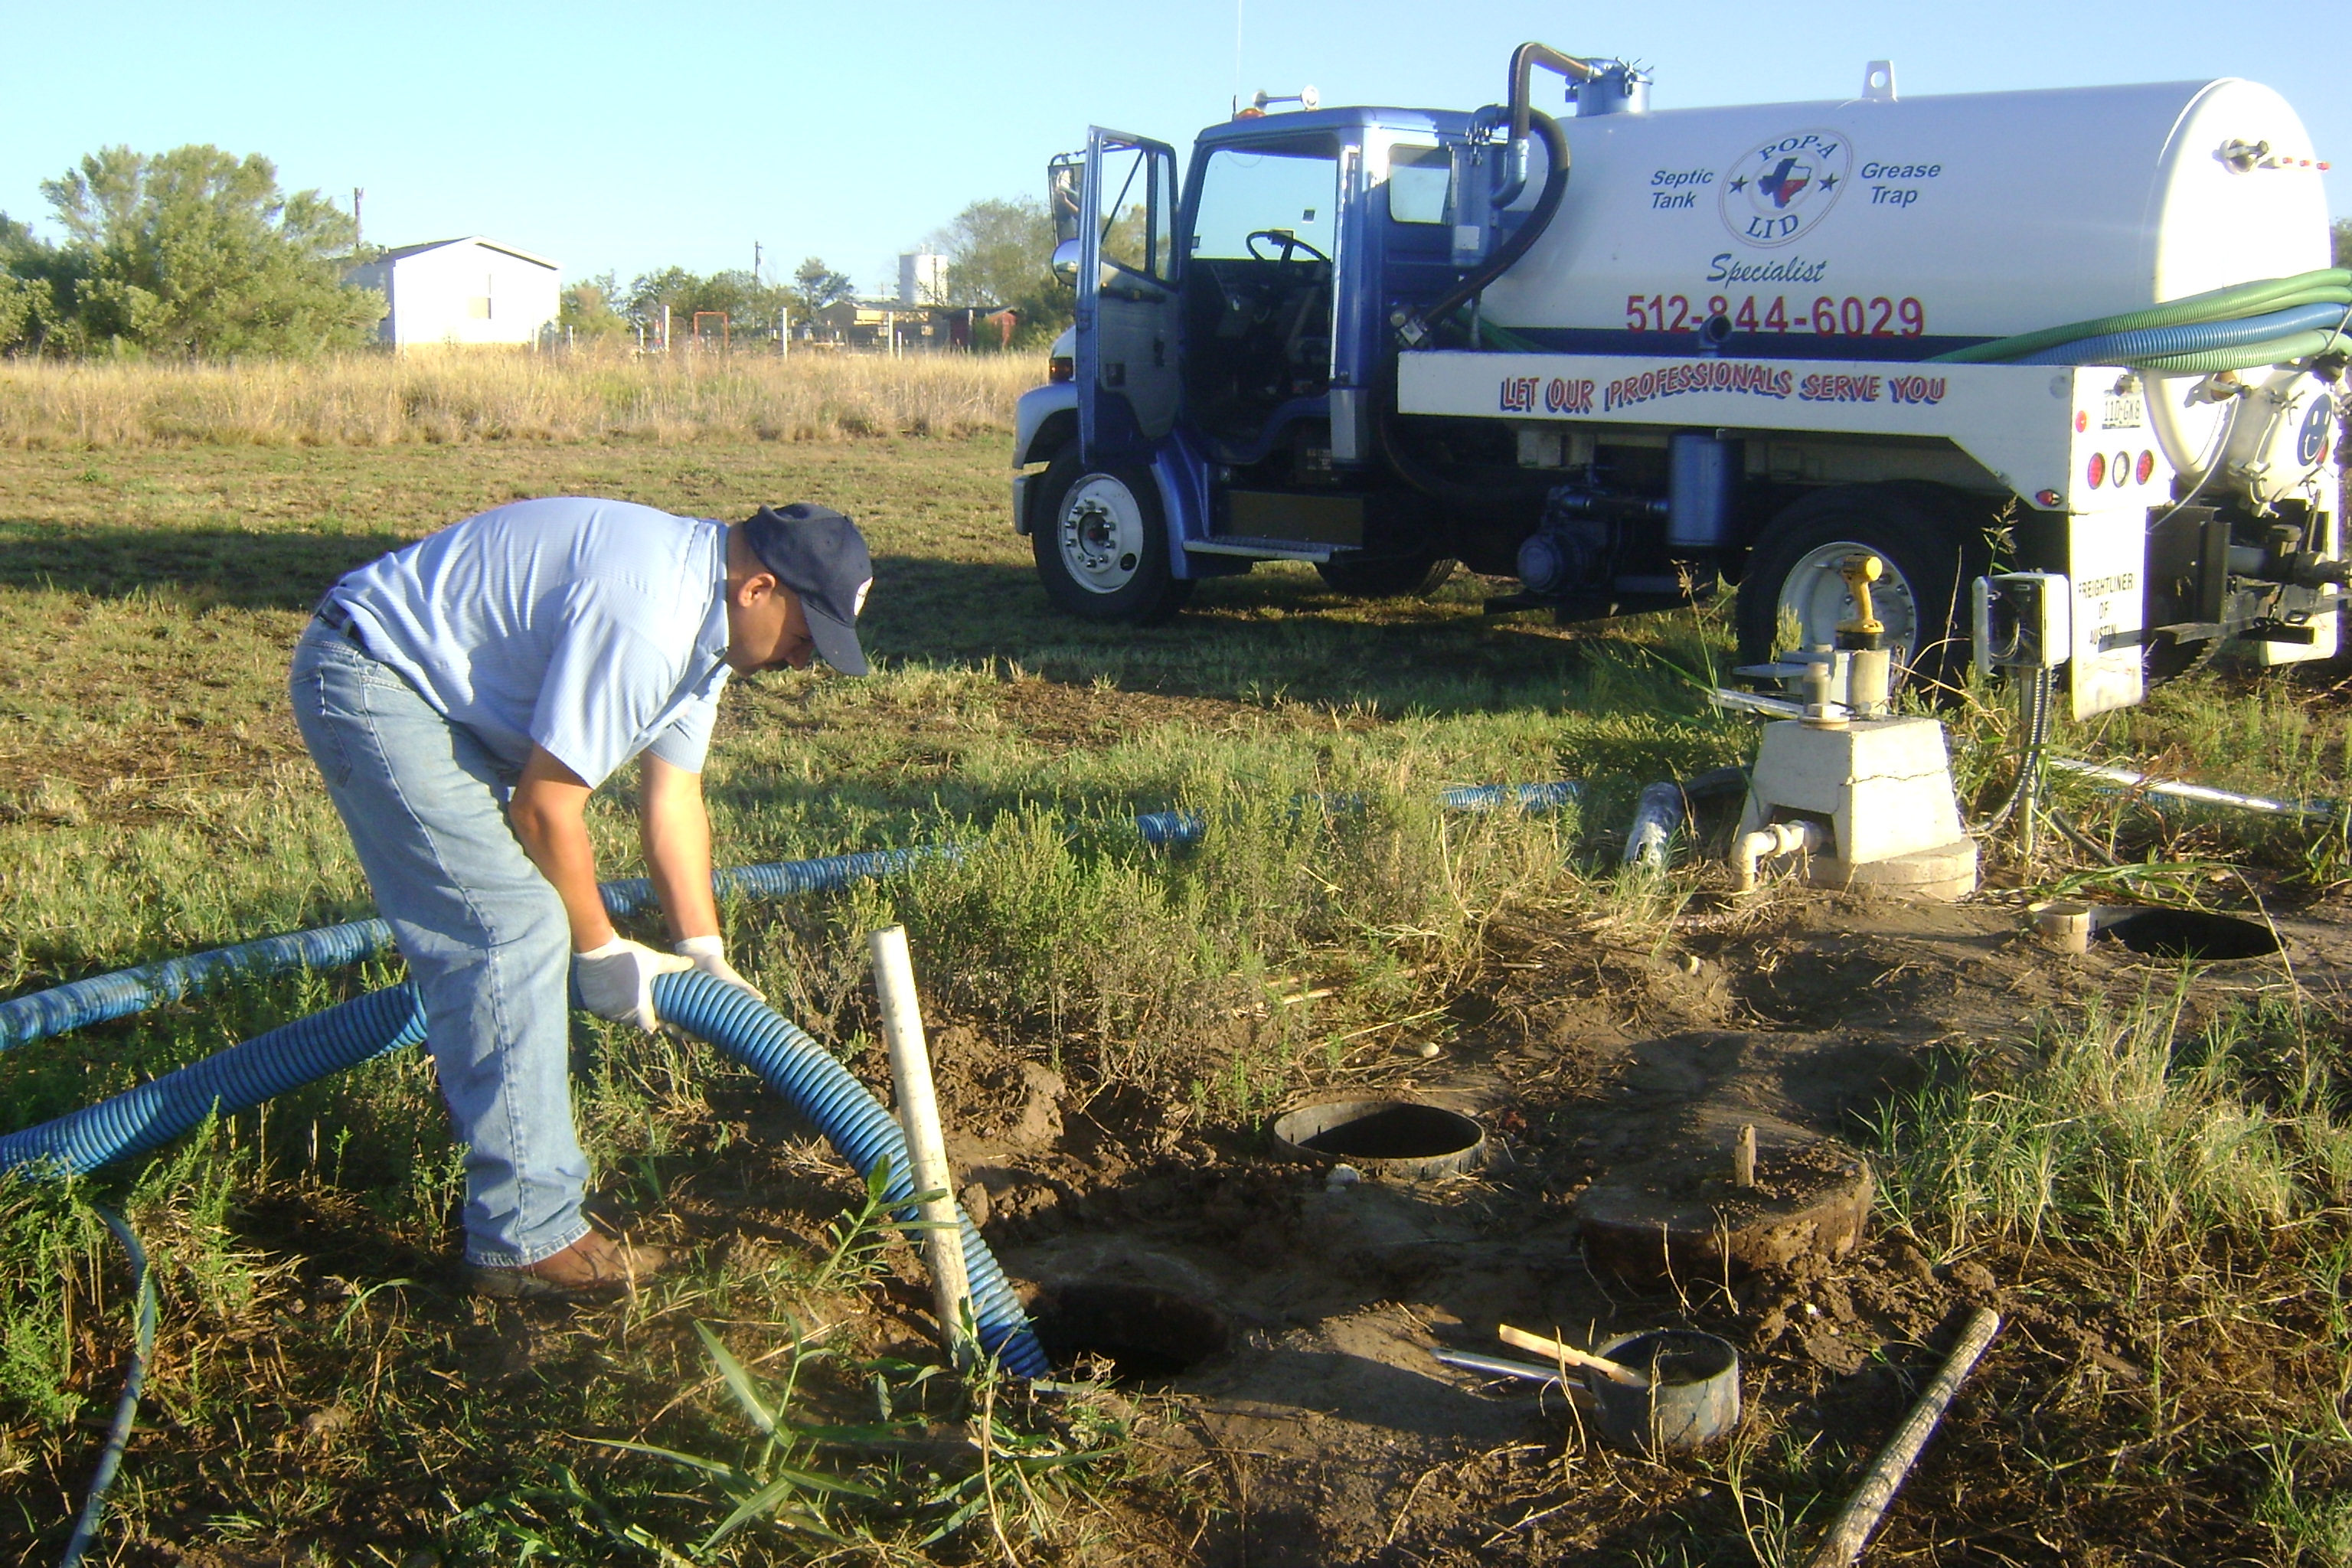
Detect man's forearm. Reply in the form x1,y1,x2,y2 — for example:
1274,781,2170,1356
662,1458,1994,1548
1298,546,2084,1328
642,759,720,942
512,804,617,951
511,748,616,951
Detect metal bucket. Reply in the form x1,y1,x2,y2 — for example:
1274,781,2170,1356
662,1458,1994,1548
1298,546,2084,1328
1587,1329,1741,1452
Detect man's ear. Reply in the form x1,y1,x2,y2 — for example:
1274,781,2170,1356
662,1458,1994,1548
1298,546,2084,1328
732,568,779,609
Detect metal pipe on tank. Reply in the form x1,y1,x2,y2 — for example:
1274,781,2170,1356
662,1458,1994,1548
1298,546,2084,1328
1498,43,1599,205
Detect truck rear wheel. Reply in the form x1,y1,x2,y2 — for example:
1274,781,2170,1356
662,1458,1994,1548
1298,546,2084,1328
1315,551,1457,599
1032,445,1194,625
1736,483,1990,694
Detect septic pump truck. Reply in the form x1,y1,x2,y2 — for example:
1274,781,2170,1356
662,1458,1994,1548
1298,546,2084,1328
1008,43,2347,717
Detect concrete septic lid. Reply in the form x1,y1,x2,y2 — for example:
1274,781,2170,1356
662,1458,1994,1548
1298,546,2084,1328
1269,1098,1487,1180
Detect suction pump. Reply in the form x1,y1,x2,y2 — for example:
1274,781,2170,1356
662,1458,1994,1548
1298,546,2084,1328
1515,430,1742,603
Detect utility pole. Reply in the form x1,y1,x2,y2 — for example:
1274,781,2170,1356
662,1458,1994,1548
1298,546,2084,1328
753,240,763,283
353,188,364,247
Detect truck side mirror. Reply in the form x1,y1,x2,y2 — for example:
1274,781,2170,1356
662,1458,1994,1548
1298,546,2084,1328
1048,158,1083,246
1050,237,1083,287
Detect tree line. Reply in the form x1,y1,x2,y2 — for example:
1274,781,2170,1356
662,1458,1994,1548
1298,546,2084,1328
0,142,1070,358
563,200,1070,350
0,145,379,357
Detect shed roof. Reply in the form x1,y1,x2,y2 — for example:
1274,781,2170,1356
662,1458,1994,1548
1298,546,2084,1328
370,236,559,270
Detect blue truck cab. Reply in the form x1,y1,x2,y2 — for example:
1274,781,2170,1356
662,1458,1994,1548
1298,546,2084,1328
1011,100,1529,622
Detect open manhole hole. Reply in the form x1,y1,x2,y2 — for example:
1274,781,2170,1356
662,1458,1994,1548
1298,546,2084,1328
1028,1280,1230,1383
2103,908,2280,962
1269,1098,1487,1179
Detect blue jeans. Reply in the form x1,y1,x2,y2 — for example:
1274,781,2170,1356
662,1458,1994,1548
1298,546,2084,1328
289,622,591,1267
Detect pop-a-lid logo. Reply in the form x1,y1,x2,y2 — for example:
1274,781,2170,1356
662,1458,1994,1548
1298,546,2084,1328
1720,129,1854,248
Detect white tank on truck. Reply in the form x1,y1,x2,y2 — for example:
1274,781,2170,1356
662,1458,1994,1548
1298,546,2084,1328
1486,77,2333,349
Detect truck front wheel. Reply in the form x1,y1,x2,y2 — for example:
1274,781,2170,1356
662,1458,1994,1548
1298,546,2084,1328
1033,446,1194,625
1736,483,1990,694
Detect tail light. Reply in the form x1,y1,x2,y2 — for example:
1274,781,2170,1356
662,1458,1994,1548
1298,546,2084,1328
1048,356,1076,384
2085,452,2107,489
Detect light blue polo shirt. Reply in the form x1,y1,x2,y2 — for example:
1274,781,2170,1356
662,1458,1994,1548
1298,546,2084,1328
327,497,733,788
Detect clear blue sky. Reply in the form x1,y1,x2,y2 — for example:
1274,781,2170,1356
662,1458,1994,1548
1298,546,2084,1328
2,0,2344,295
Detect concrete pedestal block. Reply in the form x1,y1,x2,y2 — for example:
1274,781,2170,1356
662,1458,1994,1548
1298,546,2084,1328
1804,840,1981,902
1739,716,1978,900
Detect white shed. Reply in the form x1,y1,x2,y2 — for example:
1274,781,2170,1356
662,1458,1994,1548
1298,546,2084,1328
345,237,560,348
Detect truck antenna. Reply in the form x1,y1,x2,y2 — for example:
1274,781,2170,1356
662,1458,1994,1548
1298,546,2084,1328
1233,0,1243,118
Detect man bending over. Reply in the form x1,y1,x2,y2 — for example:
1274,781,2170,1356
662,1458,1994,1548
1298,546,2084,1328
290,497,872,1297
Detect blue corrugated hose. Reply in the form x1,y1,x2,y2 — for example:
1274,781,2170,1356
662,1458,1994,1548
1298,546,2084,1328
1135,779,1581,847
2,785,1576,1052
0,975,1047,1369
648,970,1049,1377
0,844,967,1055
8,973,1047,1562
56,1206,155,1568
0,984,430,1176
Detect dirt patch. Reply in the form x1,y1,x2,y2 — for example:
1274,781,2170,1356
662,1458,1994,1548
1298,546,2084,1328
851,884,2331,1563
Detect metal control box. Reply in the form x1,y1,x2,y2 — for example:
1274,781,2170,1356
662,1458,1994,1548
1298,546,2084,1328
1973,572,2074,671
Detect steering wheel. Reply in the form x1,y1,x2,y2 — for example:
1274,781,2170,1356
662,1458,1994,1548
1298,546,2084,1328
1245,229,1331,265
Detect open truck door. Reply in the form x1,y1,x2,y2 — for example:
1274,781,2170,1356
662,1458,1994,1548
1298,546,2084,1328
1054,130,1181,466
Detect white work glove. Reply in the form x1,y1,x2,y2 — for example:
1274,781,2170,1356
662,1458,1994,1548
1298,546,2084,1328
573,937,695,1031
673,935,766,1003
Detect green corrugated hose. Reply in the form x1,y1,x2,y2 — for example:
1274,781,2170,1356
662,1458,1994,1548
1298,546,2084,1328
1930,267,2351,365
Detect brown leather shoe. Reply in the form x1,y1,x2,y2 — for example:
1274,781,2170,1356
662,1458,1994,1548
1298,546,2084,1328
463,1230,671,1300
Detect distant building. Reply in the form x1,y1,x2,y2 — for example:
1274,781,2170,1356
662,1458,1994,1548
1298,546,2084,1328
897,253,949,306
799,297,1011,353
345,237,560,348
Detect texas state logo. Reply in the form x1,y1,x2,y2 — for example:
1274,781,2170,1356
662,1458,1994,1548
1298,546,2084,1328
1719,129,1854,248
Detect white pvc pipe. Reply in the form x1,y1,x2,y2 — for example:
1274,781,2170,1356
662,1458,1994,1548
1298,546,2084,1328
2048,757,2342,822
1733,819,1828,893
868,924,975,1370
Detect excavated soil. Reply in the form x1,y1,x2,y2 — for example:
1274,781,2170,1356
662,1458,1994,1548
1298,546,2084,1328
836,884,2347,1564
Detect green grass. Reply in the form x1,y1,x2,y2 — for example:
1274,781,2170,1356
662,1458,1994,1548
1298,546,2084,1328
0,435,1721,1563
1870,987,2352,1563
7,433,2352,1563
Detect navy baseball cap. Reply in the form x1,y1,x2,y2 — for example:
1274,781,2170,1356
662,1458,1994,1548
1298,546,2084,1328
741,504,873,675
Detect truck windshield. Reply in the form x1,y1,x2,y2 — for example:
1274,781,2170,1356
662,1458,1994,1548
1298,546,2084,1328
1191,141,1339,260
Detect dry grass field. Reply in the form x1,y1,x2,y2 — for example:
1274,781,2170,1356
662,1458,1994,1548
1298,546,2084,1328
0,350,1037,448
3,378,2352,1565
